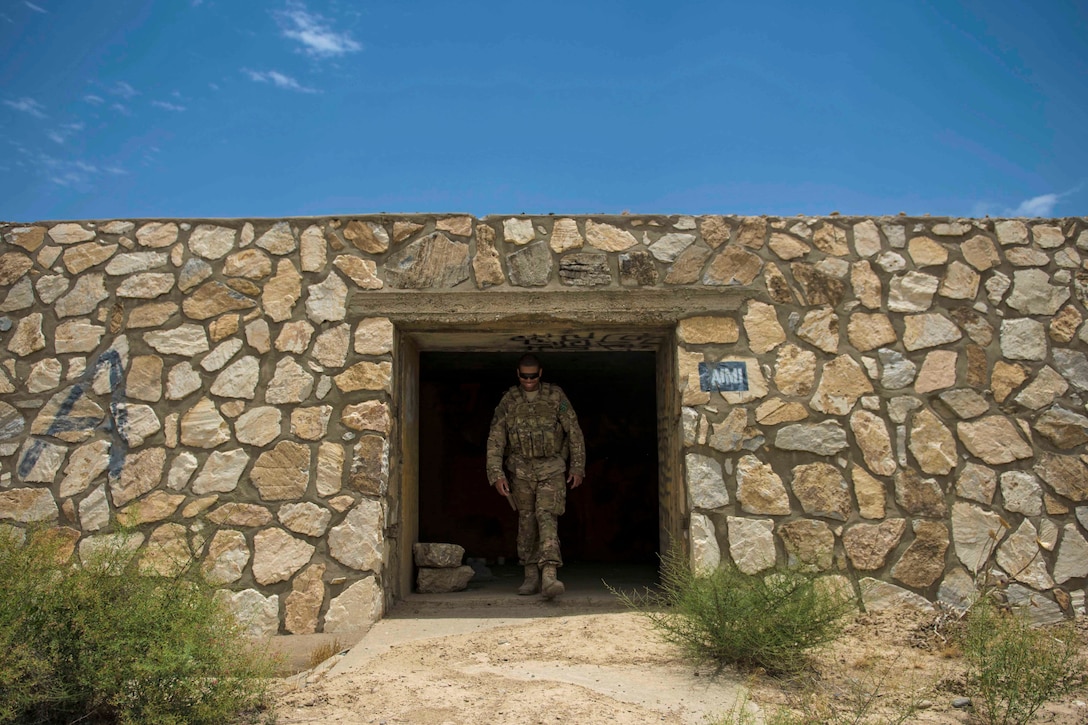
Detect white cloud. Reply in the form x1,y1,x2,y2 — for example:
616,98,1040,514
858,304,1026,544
24,2,46,13
243,68,318,93
47,122,84,145
274,2,361,58
84,94,104,105
1006,185,1082,217
111,102,131,115
4,97,46,118
152,100,186,112
110,81,138,99
1011,193,1060,217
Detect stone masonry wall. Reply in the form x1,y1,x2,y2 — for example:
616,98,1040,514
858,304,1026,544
0,214,1086,632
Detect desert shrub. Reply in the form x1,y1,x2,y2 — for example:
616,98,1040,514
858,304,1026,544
616,549,855,675
962,596,1083,725
0,528,277,724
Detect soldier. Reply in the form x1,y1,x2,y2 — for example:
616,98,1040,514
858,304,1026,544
486,353,586,599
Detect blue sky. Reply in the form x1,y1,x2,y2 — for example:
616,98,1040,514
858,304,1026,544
1,1,1085,221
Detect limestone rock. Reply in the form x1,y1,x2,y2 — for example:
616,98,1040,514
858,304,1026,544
202,530,250,585
1034,406,1088,449
110,447,167,507
300,225,327,272
775,421,848,456
735,455,790,515
343,220,389,254
743,301,784,354
664,245,712,284
936,388,989,419
790,462,850,520
0,488,58,522
847,313,897,352
902,313,961,351
907,236,948,267
266,357,314,404
763,261,795,303
791,263,845,305
1000,470,1043,516
207,502,273,527
852,220,882,257
256,221,297,255
956,462,997,505
180,398,230,448
726,516,776,574
136,222,179,248
285,563,326,634
852,466,886,519
234,406,282,447
350,435,389,496
754,399,808,425
1006,269,1070,315
418,565,475,593
888,272,939,312
252,527,315,585
313,324,351,368
796,308,839,354
413,543,465,568
386,233,470,288
117,491,185,526
291,406,332,441
182,281,255,320
908,408,957,475
313,445,347,500
768,233,809,260
677,316,739,345
188,224,236,259
79,485,110,531
263,260,302,322
812,223,849,256
306,272,348,323
844,519,906,570
252,441,310,501
961,235,1000,270
997,519,1054,590
224,249,272,279
850,410,896,476
191,449,249,494
991,361,1028,403
334,361,391,393
58,439,111,497
1034,453,1088,502
999,318,1047,361
216,589,279,638
333,255,384,289
7,313,45,356
167,451,199,491
686,453,729,509
891,520,949,589
810,355,872,416
328,498,384,572
850,261,882,309
49,222,95,244
210,355,260,399
689,512,720,575
506,242,552,287
774,344,816,396
649,233,695,262
5,225,47,251
583,220,635,251
778,519,835,570
894,468,946,517
1054,524,1088,584
914,350,957,394
556,251,611,287
324,577,383,633
704,246,763,286
957,416,1032,465
145,325,210,356
549,218,583,253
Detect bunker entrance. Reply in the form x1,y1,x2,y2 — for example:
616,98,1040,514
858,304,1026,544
417,351,660,568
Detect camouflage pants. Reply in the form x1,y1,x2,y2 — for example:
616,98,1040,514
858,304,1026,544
509,462,567,567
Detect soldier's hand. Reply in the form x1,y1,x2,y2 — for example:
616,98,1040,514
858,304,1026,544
495,477,510,497
568,473,584,489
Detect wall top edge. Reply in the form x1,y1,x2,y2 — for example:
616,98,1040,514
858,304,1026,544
3,213,1086,227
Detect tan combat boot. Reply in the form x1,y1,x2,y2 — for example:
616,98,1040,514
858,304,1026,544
517,564,540,595
541,564,565,600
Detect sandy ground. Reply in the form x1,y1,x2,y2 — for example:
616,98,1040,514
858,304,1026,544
268,570,1088,724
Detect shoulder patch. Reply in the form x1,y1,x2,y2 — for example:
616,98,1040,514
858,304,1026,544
559,400,569,413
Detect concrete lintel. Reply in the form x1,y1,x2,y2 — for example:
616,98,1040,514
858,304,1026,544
350,288,756,327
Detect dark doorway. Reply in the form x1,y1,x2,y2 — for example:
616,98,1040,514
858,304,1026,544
418,351,659,566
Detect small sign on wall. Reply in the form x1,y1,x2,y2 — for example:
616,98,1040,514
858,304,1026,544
698,361,749,392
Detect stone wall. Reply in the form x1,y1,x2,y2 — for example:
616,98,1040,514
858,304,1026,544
0,214,1086,632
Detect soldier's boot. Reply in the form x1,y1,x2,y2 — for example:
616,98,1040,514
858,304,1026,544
541,564,565,600
517,565,541,596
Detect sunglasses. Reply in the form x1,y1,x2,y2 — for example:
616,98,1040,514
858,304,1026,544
518,371,540,380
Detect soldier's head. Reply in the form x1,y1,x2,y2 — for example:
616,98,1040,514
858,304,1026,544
516,353,542,392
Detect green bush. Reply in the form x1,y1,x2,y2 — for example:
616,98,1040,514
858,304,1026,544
962,596,1084,725
0,527,277,724
616,549,855,675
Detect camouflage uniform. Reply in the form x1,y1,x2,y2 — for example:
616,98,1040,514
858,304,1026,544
486,382,586,567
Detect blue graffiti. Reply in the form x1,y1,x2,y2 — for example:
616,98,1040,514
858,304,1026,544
18,349,128,479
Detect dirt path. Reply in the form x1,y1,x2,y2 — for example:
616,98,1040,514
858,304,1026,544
270,601,1088,724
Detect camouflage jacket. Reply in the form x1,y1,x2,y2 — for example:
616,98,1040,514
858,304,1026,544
486,382,586,485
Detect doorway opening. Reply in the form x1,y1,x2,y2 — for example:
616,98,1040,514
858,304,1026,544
417,351,660,568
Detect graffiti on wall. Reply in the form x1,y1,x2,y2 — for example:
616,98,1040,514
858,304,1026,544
510,331,662,351
698,361,749,392
17,349,128,480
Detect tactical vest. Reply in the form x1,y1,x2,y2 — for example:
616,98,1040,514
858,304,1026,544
506,386,565,459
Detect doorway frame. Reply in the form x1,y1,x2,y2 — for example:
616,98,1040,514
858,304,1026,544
389,323,684,601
